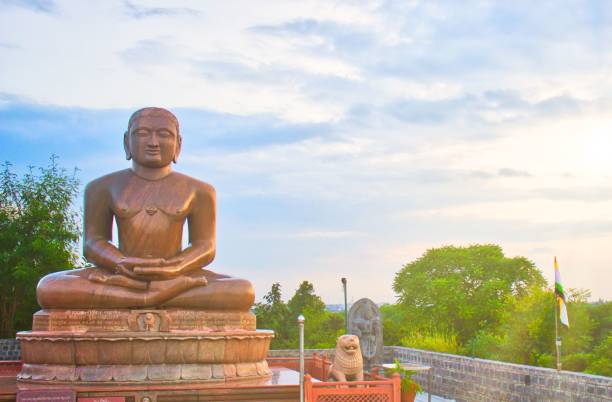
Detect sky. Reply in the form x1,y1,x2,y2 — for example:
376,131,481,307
1,0,611,304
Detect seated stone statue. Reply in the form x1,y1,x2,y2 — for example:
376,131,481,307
37,107,254,311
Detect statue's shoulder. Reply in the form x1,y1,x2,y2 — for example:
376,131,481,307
85,169,131,195
172,171,216,197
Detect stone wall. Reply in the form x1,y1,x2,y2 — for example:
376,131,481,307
0,339,20,361
267,348,334,358
390,346,611,402
268,348,395,361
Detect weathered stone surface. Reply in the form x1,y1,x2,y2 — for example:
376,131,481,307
212,364,225,379
389,346,612,402
78,365,113,382
348,298,383,369
147,364,181,381
32,309,256,332
236,362,258,377
180,364,212,380
329,334,364,382
17,329,273,384
112,364,147,382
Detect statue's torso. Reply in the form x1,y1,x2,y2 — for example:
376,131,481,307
106,170,200,259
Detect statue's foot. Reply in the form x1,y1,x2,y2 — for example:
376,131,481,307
145,274,208,306
191,275,208,286
88,270,148,290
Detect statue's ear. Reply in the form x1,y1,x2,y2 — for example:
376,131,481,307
173,134,182,164
123,131,132,160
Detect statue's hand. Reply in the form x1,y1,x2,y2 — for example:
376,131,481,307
132,257,194,281
114,257,166,279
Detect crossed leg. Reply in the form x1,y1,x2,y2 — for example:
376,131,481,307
36,267,253,311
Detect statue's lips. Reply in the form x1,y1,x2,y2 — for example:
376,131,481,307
343,345,358,354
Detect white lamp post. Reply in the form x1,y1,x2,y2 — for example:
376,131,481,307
298,314,305,402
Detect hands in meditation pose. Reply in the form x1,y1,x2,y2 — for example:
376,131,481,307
37,107,254,311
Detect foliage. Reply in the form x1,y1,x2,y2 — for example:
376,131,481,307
393,244,545,343
585,335,612,377
494,286,555,365
588,301,612,346
495,287,595,367
401,329,460,354
254,281,344,349
287,280,326,317
253,283,294,348
386,244,610,377
464,330,503,359
384,359,423,394
562,353,592,372
0,157,80,337
380,303,409,346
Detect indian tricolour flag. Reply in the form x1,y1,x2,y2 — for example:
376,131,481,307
554,257,570,327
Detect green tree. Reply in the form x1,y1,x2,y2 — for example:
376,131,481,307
253,283,294,348
287,281,327,318
380,303,409,346
495,288,595,369
254,280,345,349
393,244,546,343
0,157,80,337
588,300,612,346
287,281,343,348
495,287,556,366
585,335,612,376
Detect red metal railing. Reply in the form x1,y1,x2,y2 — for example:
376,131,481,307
304,371,401,402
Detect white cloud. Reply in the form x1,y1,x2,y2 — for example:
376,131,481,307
1,0,612,301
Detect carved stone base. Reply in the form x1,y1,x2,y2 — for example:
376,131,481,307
31,308,256,332
17,309,274,384
18,362,271,383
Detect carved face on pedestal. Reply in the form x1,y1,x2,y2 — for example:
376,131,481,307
123,110,182,168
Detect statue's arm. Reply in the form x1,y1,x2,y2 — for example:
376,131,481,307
83,180,125,269
178,184,217,273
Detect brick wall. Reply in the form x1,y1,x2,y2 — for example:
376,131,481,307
390,346,611,402
0,339,20,361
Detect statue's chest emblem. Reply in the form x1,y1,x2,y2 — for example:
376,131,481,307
113,193,190,220
145,206,158,216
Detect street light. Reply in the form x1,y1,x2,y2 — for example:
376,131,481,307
341,277,348,333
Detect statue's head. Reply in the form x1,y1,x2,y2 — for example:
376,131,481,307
124,107,182,168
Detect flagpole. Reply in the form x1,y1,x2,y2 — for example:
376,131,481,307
554,291,561,371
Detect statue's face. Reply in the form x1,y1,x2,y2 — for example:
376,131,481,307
125,113,180,168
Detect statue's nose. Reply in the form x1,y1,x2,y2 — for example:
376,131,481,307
148,132,160,146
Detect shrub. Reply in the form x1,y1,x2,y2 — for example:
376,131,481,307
401,330,460,354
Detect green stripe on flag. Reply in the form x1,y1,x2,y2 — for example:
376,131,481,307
555,282,565,298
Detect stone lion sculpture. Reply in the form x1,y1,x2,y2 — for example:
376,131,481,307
329,334,364,382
